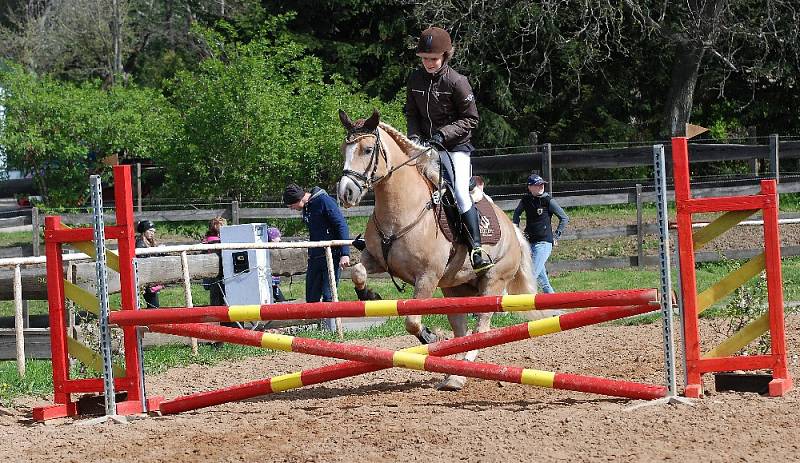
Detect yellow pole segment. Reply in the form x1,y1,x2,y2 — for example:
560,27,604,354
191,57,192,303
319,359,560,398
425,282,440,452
693,210,757,251
69,240,120,272
66,336,125,377
64,280,100,315
696,253,765,314
704,312,770,358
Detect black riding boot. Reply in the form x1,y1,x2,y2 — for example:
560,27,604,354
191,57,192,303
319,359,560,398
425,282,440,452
461,206,494,273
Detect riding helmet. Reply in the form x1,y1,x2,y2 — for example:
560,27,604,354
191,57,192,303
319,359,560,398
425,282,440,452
136,220,156,234
417,27,452,55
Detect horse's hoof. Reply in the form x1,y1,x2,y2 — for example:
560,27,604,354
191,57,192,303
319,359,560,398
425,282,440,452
436,375,466,391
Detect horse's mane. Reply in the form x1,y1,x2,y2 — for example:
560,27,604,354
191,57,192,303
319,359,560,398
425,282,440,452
378,122,442,185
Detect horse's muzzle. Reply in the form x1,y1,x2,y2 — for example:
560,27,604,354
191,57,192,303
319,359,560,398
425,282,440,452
337,176,363,208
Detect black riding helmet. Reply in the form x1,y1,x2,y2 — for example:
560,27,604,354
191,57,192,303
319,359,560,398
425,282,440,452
136,220,156,234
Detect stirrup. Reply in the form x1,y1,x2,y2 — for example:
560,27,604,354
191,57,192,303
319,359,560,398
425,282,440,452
470,247,494,273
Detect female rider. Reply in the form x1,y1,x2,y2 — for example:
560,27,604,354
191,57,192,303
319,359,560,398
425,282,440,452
405,26,492,273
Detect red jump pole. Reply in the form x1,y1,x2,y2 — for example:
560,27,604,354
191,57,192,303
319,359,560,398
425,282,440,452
111,289,659,327
155,304,660,414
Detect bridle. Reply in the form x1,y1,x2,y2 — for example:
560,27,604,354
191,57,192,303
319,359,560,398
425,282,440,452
341,128,431,196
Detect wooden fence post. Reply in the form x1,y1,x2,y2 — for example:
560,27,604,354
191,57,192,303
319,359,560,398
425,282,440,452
31,207,40,257
136,163,143,212
747,126,759,176
542,143,553,196
636,184,644,267
769,134,779,183
181,251,199,355
231,200,240,225
14,264,25,377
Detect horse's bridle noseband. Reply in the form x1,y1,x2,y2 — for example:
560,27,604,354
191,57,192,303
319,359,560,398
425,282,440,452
341,129,389,196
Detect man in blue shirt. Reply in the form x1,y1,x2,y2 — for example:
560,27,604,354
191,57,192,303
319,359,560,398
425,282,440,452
284,184,350,330
512,174,569,293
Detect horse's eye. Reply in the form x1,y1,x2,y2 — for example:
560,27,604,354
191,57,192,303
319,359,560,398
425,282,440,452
363,147,373,156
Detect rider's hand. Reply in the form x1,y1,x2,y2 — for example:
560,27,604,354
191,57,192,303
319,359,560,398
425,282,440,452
339,255,350,269
431,132,445,147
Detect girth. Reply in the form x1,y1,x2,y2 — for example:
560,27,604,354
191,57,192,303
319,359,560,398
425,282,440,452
373,199,434,292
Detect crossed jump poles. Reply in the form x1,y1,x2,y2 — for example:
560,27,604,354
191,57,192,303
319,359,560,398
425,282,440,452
113,296,668,414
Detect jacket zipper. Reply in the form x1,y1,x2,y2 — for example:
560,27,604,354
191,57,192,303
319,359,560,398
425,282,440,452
426,80,434,139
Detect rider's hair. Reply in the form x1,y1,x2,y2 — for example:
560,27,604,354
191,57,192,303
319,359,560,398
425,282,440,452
443,46,455,64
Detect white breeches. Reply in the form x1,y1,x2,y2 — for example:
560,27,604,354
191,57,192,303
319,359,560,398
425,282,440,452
440,150,473,213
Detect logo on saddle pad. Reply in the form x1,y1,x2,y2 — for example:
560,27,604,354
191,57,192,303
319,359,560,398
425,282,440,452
479,215,493,236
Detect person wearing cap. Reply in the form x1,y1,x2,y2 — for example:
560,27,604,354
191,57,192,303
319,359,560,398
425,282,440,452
135,220,163,308
512,174,569,293
266,227,287,303
283,183,350,331
201,217,228,307
405,26,492,273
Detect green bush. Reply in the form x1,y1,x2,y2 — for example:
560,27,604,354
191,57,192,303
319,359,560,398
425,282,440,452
0,64,178,206
163,20,405,201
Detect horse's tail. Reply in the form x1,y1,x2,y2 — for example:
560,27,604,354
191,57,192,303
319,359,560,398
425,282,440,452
506,226,536,296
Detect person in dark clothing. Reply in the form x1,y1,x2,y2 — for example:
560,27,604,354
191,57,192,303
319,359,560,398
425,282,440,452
512,174,569,293
405,26,492,274
266,226,287,303
201,216,227,306
283,184,350,331
135,220,163,308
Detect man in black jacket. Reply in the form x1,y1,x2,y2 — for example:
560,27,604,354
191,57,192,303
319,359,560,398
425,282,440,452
284,184,350,331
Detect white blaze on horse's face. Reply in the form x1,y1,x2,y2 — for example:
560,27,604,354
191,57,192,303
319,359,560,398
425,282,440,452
338,141,363,208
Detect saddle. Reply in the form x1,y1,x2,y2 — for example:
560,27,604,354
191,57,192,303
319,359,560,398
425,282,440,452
431,185,502,245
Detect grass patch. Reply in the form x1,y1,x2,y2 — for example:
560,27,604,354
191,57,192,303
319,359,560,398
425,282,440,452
0,231,35,248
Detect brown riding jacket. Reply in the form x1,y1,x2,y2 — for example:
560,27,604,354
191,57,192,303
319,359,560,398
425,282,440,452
405,65,479,151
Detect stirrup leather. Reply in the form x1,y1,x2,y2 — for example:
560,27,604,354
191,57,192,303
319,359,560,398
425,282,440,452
470,247,494,273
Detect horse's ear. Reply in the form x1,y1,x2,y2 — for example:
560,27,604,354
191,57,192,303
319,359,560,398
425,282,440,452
362,109,380,131
339,109,354,131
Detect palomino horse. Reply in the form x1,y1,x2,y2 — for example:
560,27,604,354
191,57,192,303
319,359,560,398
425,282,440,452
337,109,536,390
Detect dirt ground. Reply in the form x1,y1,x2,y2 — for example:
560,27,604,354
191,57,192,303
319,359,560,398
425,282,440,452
1,316,798,463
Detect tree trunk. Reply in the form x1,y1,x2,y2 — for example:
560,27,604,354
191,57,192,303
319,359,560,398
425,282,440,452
663,40,706,137
111,0,122,83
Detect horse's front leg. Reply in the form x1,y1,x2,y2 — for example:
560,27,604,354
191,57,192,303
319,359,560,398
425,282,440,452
436,279,507,391
351,249,385,301
405,274,440,344
435,312,470,391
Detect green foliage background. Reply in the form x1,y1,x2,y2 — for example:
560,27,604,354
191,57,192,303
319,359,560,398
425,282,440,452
1,1,800,206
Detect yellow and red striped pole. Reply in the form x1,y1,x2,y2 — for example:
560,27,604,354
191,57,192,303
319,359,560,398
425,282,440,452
155,304,661,414
111,289,658,327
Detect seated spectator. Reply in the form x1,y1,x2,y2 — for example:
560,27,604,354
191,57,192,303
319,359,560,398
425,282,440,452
469,175,493,204
201,217,227,306
266,227,287,302
135,220,163,308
